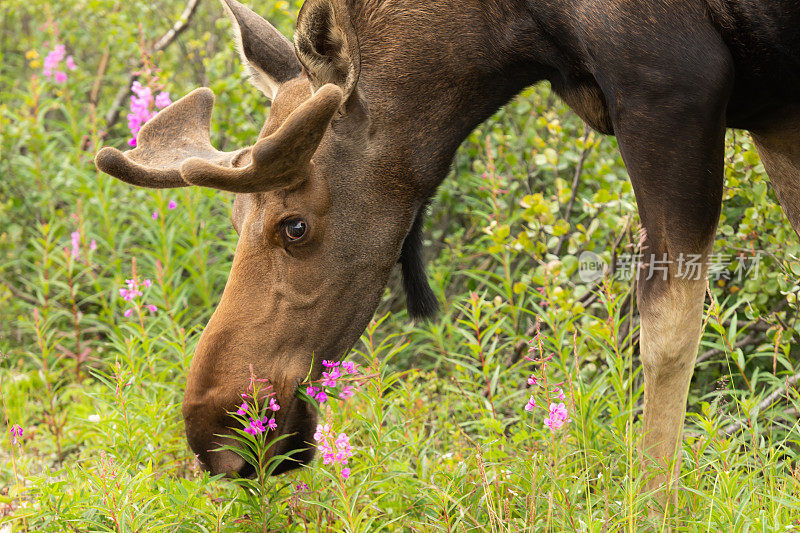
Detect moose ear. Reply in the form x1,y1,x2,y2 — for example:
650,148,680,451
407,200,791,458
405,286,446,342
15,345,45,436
221,0,303,99
295,0,361,101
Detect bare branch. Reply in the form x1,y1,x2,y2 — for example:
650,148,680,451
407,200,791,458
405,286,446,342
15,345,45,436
90,49,110,107
695,332,761,365
576,215,634,309
152,0,202,53
696,299,788,365
723,370,800,435
555,128,595,255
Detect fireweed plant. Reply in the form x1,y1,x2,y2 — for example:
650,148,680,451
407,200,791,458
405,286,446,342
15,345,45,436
216,354,368,530
41,43,76,83
222,360,364,521
219,370,301,529
127,80,171,147
301,359,362,407
117,258,160,327
522,328,572,433
301,359,362,481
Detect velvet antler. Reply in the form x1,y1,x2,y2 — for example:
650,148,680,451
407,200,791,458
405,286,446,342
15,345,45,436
95,84,343,192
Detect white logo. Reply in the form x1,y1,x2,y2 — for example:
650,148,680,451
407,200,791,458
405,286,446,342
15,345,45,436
578,251,606,283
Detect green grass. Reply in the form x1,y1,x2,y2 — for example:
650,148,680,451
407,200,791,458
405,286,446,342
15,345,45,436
3,0,800,531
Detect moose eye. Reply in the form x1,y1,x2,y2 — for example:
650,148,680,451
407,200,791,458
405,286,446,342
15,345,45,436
282,218,308,242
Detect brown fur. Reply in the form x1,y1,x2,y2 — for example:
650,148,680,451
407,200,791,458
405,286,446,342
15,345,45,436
752,105,800,233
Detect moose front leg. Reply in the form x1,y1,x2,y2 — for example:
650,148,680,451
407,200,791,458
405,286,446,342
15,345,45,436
607,56,731,513
627,158,722,514
623,158,723,512
638,271,708,512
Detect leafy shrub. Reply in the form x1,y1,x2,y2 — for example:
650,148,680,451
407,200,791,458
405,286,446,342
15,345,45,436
2,0,800,530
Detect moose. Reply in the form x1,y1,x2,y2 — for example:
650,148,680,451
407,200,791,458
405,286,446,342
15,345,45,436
95,0,800,513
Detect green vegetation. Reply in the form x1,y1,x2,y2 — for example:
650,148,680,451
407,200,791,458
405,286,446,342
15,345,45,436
2,1,800,530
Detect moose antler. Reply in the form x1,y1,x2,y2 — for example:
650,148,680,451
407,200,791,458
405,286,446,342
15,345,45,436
95,84,343,192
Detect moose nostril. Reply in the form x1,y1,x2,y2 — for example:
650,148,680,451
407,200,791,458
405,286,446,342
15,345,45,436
183,416,247,477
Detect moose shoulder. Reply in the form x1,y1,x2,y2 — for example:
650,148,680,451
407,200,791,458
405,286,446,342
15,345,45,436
95,0,800,514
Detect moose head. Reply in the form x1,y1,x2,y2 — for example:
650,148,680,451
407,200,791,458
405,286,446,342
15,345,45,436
95,0,444,476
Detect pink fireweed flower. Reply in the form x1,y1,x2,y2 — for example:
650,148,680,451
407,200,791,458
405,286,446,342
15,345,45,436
544,402,569,431
341,360,358,374
340,385,355,399
54,71,67,83
43,44,66,78
168,200,177,210
323,451,336,466
127,80,171,147
322,360,339,368
306,385,318,397
118,289,137,301
89,239,97,251
267,418,277,430
314,424,355,477
119,276,155,319
152,211,158,220
9,424,23,446
244,417,266,435
70,231,81,259
313,424,330,442
119,281,141,301
155,91,171,109
524,395,536,411
555,387,566,401
236,402,248,416
132,81,152,101
334,433,353,464
527,374,538,386
268,397,280,412
65,55,76,70
321,369,340,387
315,391,328,403
296,482,308,493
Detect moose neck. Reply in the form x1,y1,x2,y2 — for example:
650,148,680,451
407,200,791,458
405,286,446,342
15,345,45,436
353,0,563,197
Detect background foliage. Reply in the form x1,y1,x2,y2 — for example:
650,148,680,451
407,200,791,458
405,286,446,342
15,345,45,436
2,0,800,530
